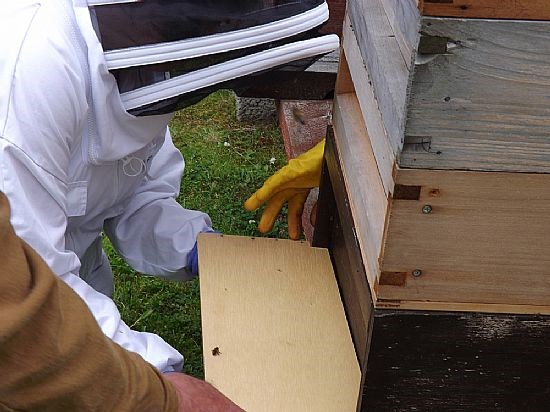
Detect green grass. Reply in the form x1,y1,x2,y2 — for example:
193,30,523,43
109,90,287,378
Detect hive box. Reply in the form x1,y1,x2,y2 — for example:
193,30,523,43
335,0,550,313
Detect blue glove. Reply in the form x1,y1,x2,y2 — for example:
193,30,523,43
187,230,222,276
187,242,199,276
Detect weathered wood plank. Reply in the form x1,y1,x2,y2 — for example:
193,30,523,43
341,17,395,194
347,0,413,154
380,0,421,70
366,310,550,410
315,129,375,366
376,300,550,315
333,93,389,296
402,17,550,173
335,49,354,94
314,137,375,410
198,234,360,412
379,168,550,307
420,0,550,21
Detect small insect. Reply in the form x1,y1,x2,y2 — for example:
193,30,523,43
212,347,221,356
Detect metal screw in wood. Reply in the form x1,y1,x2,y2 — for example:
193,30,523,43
422,204,433,214
412,269,422,277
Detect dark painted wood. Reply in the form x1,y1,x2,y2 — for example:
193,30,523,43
365,310,550,411
313,128,374,411
235,71,336,100
393,184,421,200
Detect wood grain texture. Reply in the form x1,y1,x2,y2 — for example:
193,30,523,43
380,0,421,70
365,310,550,410
402,17,550,172
376,300,550,315
315,130,375,368
420,0,550,21
379,168,550,307
333,93,388,297
335,49,355,94
198,234,360,412
313,142,375,411
346,0,412,154
341,17,395,195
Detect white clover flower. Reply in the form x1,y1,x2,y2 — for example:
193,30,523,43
223,141,231,147
269,157,276,164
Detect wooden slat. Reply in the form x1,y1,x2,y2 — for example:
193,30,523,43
335,49,354,94
313,144,374,411
346,1,413,155
332,93,389,296
314,133,374,368
376,300,550,315
341,17,395,195
379,0,421,70
420,0,550,21
198,234,360,412
401,17,550,173
366,310,550,410
379,168,550,307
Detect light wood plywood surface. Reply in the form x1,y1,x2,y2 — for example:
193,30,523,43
198,234,360,412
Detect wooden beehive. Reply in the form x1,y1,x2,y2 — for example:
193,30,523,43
334,0,550,314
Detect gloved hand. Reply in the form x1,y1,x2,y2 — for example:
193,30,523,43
187,242,199,276
244,139,325,240
187,231,221,276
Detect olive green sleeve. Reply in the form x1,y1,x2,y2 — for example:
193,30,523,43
0,192,179,412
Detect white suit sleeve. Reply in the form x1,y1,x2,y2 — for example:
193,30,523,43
0,142,184,373
104,129,213,281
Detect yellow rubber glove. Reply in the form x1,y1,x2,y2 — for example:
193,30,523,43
244,139,325,240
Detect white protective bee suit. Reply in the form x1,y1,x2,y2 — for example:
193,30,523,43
0,0,213,372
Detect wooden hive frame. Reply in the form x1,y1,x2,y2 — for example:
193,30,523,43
306,2,550,408
333,0,550,314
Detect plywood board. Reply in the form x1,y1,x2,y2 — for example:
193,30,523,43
402,17,550,173
420,0,550,21
198,234,360,412
379,168,550,307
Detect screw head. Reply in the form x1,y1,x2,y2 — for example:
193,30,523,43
422,204,433,214
412,269,422,277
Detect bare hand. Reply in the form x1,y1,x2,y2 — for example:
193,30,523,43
164,373,244,412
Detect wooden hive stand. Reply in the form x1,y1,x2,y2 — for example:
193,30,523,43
312,0,550,409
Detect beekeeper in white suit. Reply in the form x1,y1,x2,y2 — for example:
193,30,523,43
0,0,212,373
1,0,339,382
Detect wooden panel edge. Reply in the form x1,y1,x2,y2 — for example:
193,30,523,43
421,0,550,20
341,18,396,195
376,299,550,315
332,94,388,300
335,48,354,94
344,5,410,155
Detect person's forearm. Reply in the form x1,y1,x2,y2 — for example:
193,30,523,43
0,193,178,412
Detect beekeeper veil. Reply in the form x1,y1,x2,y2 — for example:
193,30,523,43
88,0,339,116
